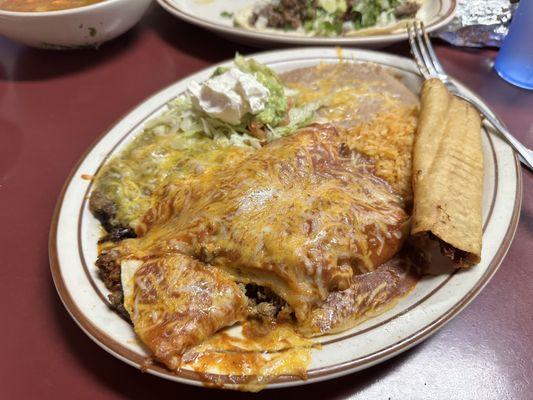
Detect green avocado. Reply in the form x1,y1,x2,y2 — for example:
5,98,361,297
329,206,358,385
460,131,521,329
234,54,288,127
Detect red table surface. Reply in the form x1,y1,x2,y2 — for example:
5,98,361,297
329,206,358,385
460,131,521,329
1,5,532,399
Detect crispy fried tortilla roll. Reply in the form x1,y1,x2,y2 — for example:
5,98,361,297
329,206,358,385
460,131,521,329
411,79,483,267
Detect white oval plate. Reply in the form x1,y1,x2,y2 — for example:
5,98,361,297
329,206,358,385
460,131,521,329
50,48,521,389
156,0,456,48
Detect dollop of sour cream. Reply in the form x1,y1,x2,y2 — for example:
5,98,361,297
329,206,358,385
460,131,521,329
188,68,270,125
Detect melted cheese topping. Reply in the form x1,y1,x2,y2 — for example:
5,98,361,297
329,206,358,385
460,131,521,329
282,62,418,199
125,254,248,370
93,133,250,228
98,62,421,389
122,257,314,391
119,125,408,323
180,322,314,391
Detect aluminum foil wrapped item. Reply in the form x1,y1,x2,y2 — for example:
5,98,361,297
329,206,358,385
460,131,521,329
434,0,515,47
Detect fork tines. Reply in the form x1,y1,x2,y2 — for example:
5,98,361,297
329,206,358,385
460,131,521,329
407,20,447,81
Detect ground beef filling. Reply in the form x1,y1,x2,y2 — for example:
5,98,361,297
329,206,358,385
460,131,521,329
394,1,420,18
250,0,317,30
249,0,420,31
438,240,470,265
96,250,293,325
245,283,294,322
89,190,136,243
95,249,130,320
428,232,470,266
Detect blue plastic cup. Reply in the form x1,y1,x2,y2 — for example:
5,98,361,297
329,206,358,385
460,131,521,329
494,0,533,90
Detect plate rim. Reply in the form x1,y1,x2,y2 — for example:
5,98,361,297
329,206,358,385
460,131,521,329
49,47,523,389
156,0,456,45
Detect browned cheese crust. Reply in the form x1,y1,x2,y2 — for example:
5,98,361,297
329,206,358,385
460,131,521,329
118,124,408,322
125,254,248,369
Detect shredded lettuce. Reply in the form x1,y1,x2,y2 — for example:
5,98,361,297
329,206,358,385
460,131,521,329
143,55,321,150
304,8,344,36
92,55,323,228
352,0,402,28
299,0,407,34
145,94,263,149
270,101,322,138
318,0,347,14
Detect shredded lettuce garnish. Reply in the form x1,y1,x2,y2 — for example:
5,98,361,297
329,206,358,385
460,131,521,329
247,0,414,37
352,0,402,29
307,0,404,34
304,8,344,36
92,55,322,227
146,55,320,149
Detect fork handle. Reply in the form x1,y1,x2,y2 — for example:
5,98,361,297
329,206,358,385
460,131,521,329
454,93,533,172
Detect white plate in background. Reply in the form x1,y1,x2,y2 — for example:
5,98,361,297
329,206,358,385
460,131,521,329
156,0,456,47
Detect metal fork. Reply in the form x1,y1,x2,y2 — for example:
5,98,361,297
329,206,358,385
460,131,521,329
407,20,533,172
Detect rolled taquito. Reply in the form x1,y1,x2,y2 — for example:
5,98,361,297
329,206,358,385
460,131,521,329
411,79,483,267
